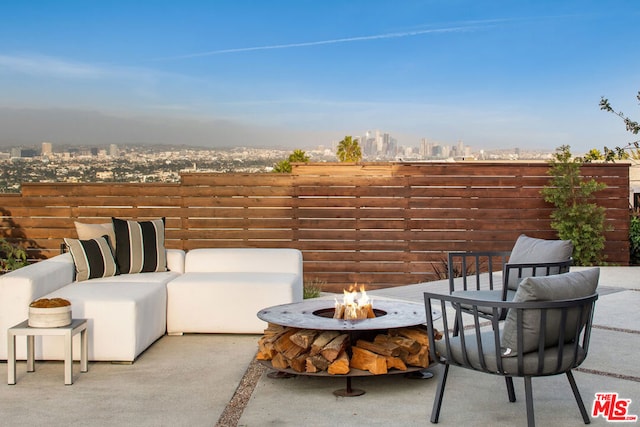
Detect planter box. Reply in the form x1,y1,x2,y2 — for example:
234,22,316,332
28,305,72,328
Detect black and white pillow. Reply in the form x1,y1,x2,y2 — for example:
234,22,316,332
112,218,167,274
64,235,119,282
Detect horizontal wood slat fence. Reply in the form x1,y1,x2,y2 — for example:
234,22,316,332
0,162,630,292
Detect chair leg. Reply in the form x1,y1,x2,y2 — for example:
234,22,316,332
430,364,449,423
505,376,516,402
566,370,591,424
524,376,535,427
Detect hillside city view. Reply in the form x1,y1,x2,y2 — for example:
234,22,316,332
0,132,556,193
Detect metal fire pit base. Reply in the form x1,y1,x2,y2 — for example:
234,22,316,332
333,377,365,397
259,361,427,397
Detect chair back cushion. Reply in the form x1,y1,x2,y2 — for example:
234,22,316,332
506,234,573,290
501,268,599,356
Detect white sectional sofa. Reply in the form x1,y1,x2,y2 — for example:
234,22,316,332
0,247,303,363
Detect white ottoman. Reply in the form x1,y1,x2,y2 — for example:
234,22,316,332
166,248,303,334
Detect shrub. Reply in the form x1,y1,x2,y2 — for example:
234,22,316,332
541,145,609,265
303,278,325,299
0,238,28,272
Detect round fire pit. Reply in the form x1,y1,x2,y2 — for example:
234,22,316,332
257,298,439,396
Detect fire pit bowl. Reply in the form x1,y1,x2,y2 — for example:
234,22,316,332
257,299,430,331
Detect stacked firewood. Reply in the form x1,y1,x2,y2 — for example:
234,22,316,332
256,324,442,375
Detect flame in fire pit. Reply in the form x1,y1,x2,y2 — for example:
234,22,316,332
334,284,375,320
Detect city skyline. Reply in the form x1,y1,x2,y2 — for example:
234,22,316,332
1,1,639,153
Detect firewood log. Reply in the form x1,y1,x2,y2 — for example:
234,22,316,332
350,346,388,375
403,344,430,368
377,335,421,355
321,334,349,362
327,351,350,375
306,354,330,373
263,323,288,336
289,329,318,350
290,354,309,373
355,339,400,357
273,329,299,354
392,327,429,346
366,304,376,318
385,355,407,371
255,349,275,361
333,303,345,319
271,352,289,370
282,342,306,360
310,331,340,356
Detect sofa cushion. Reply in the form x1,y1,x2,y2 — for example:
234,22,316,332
506,234,573,290
112,218,167,274
64,236,118,282
501,268,599,356
74,221,116,250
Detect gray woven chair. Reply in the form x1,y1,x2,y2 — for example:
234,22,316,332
425,268,599,427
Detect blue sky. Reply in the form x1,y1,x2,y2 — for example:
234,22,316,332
1,0,639,153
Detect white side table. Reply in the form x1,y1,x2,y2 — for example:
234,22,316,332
7,318,88,385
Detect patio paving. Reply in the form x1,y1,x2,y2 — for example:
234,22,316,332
1,267,638,426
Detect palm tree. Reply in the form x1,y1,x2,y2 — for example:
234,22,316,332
289,149,310,163
336,136,362,162
272,149,310,173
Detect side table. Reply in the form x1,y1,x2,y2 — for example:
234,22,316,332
7,318,88,385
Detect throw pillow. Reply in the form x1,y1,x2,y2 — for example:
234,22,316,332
501,268,599,357
64,235,119,282
506,234,573,290
74,221,116,251
112,217,167,274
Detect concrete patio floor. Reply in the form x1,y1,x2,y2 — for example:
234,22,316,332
1,266,638,426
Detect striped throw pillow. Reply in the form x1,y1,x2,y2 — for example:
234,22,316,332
112,218,167,274
64,236,119,282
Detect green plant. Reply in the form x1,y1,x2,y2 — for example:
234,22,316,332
0,238,28,272
303,278,325,299
630,212,640,265
336,135,362,162
541,145,609,266
272,149,310,173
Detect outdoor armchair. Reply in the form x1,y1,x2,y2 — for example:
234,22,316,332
448,235,573,326
424,268,599,427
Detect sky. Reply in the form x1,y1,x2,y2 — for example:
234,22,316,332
1,0,639,154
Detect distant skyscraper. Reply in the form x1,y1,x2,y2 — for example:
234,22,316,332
109,144,118,157
41,142,52,155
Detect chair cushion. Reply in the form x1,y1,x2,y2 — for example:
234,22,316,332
112,217,167,274
436,330,587,376
506,234,573,290
501,268,599,356
64,236,119,282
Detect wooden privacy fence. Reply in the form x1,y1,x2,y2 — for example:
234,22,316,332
0,162,630,292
